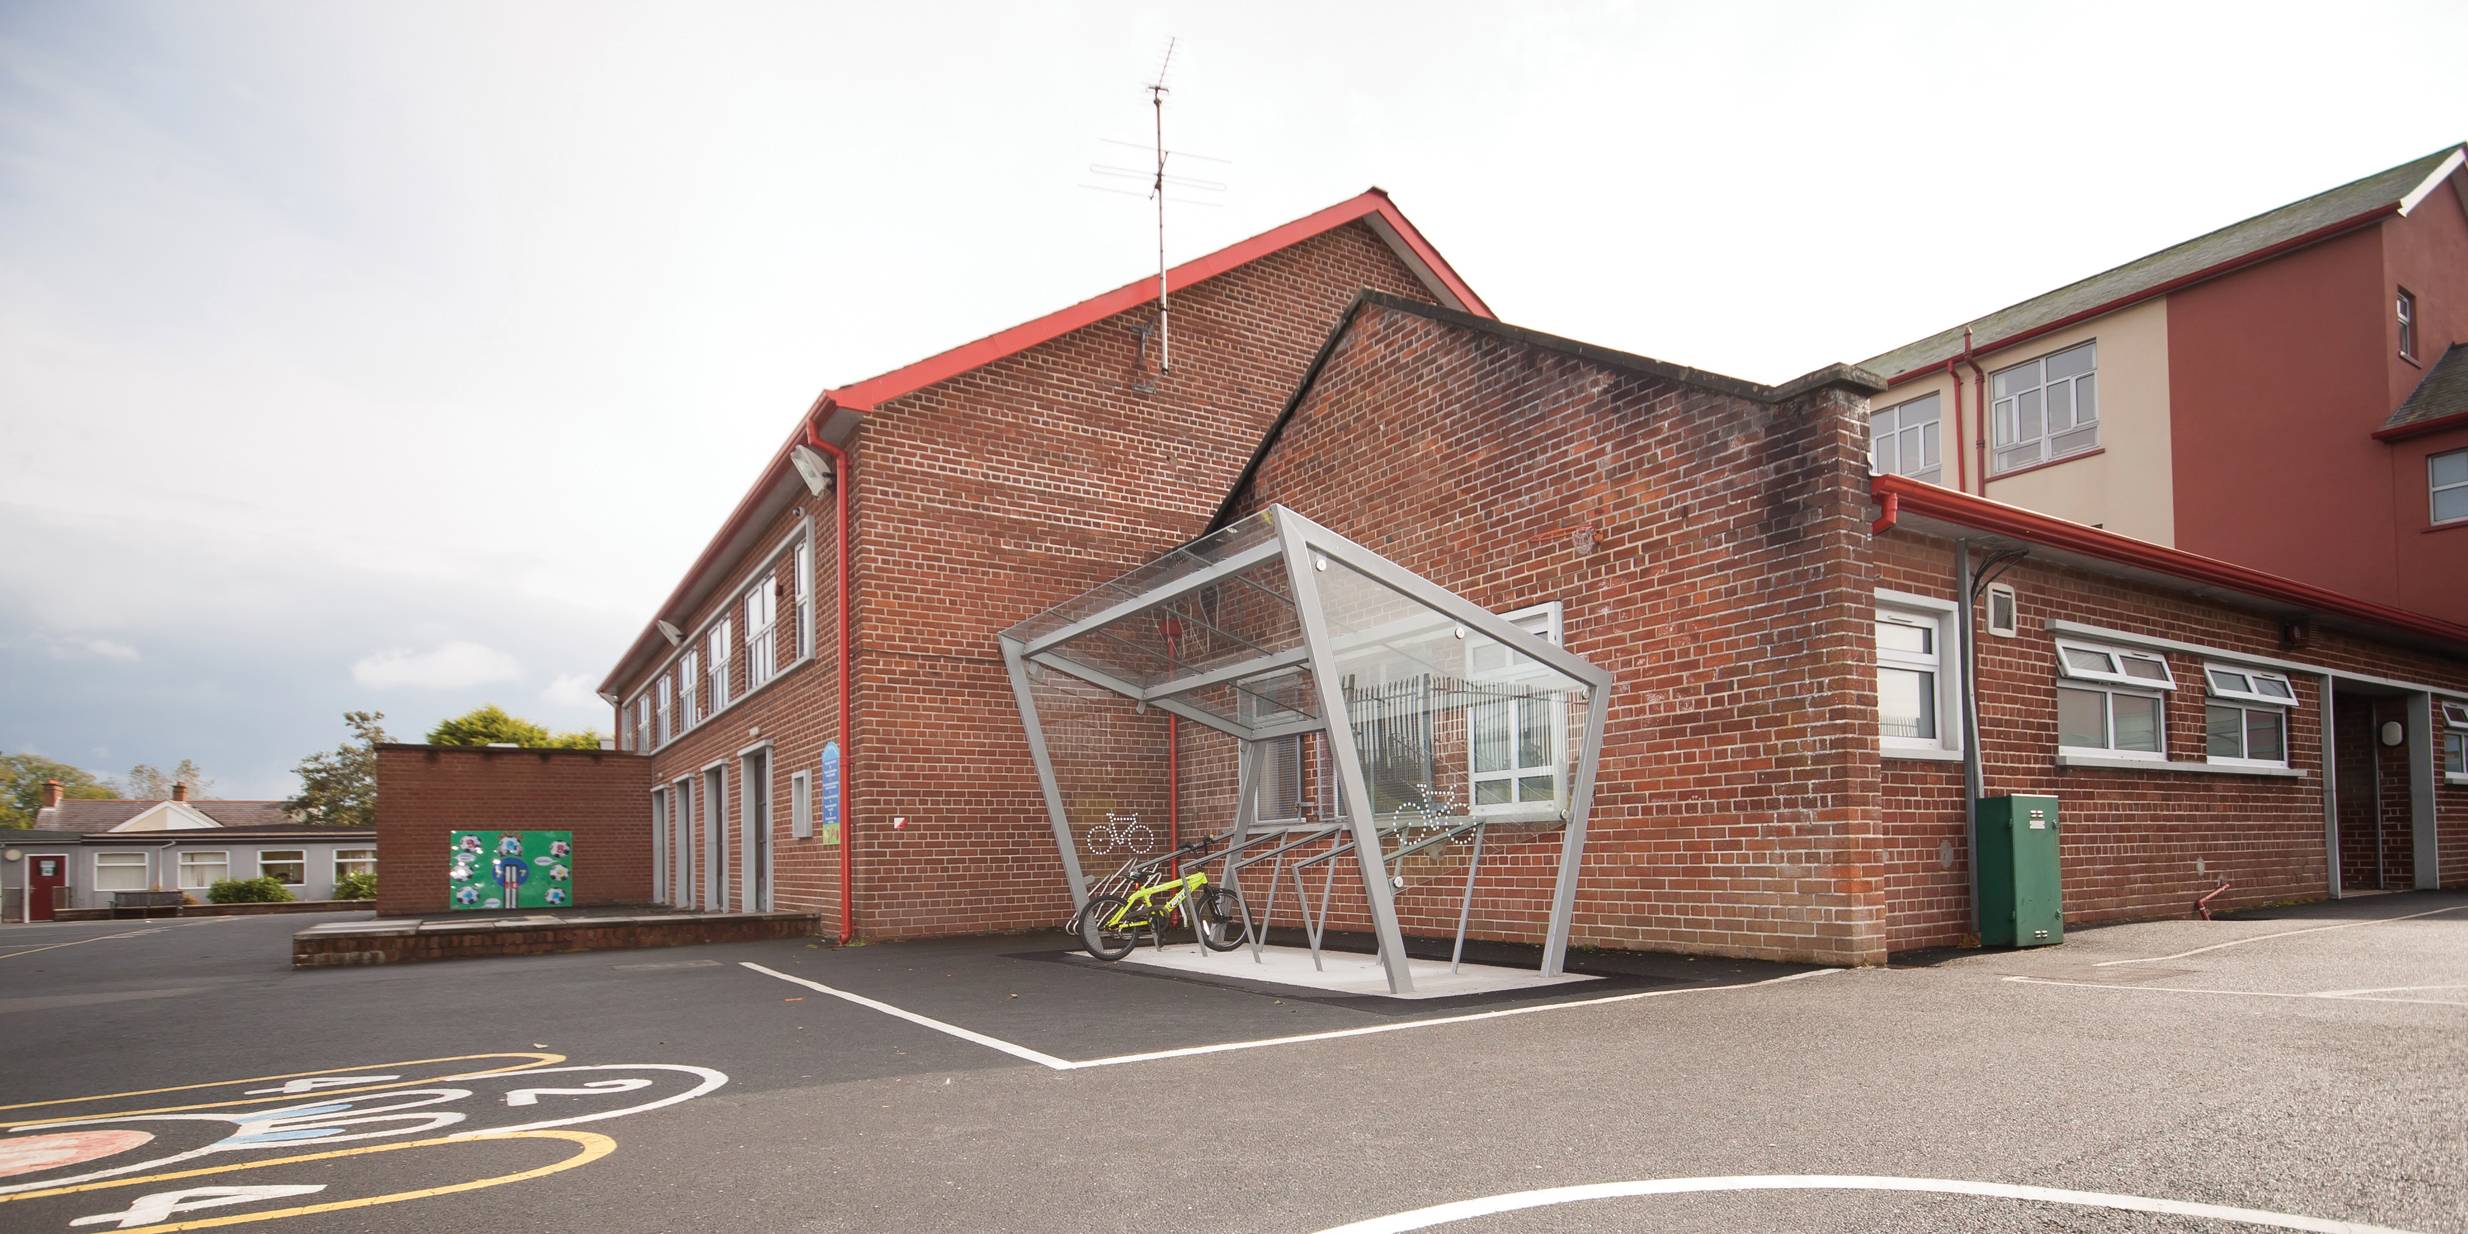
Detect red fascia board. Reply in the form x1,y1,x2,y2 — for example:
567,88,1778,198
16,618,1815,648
598,190,1488,695
1870,473,2468,649
1882,204,2401,388
2372,408,2468,442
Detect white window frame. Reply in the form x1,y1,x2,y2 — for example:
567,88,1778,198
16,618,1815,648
796,540,815,661
2055,639,2171,759
334,847,377,881
1876,593,1962,759
655,673,673,746
2431,448,2468,528
678,649,701,729
1985,583,2018,639
790,769,813,839
1869,393,1943,483
2397,286,2417,361
709,618,733,712
94,850,149,893
1991,341,2099,474
256,850,307,886
1239,682,1311,825
2202,665,2297,767
2441,701,2468,780
633,695,651,753
177,849,229,890
744,578,778,688
1468,602,1566,820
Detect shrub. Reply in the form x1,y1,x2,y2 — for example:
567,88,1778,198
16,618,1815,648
208,876,296,904
332,871,377,901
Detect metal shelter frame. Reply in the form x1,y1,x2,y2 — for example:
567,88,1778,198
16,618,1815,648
999,506,1613,995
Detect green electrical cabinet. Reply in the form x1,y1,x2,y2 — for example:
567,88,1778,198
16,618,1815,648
1976,795,2063,947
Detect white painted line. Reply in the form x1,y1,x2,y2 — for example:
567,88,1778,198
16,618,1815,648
1308,1174,2424,1234
2091,904,2468,967
743,960,1836,1072
2006,975,2468,1008
2306,983,2468,1001
739,963,1076,1071
1066,968,1837,1069
0,928,168,962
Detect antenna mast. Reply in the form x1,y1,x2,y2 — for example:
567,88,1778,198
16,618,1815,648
1148,38,1176,374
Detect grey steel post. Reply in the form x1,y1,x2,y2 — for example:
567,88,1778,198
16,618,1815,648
1540,683,1609,977
1276,516,1416,994
1220,740,1266,913
1001,636,1090,909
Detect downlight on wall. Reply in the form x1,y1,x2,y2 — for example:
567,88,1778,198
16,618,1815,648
790,444,835,496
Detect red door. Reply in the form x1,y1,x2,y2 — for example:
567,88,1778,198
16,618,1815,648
27,854,67,922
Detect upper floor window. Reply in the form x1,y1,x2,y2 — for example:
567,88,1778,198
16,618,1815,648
709,619,733,711
654,674,673,745
678,649,701,728
633,695,650,753
1870,393,1943,483
2397,287,2417,361
2432,449,2468,526
796,541,815,661
745,578,779,688
2055,639,2171,757
1991,341,2098,474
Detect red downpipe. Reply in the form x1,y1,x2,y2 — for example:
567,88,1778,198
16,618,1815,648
802,423,857,944
2195,878,2233,921
1871,492,1901,535
1959,326,1988,491
1945,357,1967,493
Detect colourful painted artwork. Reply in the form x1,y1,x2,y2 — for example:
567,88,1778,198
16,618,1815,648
448,831,574,911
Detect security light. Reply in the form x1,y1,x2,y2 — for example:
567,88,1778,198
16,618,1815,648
791,443,834,496
2380,721,2405,748
657,621,683,645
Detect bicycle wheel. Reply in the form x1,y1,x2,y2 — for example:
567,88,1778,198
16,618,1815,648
1123,822,1156,853
1193,886,1247,952
1079,894,1138,961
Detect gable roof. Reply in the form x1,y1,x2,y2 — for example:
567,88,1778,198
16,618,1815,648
35,798,302,832
600,189,1489,696
1208,292,1885,528
2377,343,2468,440
1863,144,2468,383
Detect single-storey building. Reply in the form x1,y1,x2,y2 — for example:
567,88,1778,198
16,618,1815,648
8,781,376,920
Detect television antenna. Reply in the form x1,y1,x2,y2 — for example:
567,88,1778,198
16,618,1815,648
1078,38,1228,377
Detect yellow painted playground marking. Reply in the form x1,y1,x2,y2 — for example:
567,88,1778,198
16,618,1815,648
0,1128,613,1232
0,1054,563,1126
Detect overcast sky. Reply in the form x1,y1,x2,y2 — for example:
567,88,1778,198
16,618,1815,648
3,1,2464,799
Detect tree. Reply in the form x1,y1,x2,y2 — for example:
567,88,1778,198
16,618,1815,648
286,710,386,828
425,705,601,750
121,759,214,800
0,753,116,828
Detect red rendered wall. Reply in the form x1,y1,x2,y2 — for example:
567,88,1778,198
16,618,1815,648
374,745,656,917
2380,175,2468,620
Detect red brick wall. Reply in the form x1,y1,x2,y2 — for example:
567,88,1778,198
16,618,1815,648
1873,532,2468,952
613,220,1440,938
1230,300,1891,965
374,745,655,916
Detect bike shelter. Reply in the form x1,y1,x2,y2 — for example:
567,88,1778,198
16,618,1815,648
1000,506,1613,997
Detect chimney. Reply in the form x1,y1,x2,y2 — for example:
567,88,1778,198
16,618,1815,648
43,778,63,808
172,781,189,803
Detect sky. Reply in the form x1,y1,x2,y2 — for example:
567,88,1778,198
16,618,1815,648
3,1,2464,799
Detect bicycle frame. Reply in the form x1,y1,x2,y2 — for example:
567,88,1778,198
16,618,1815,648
1095,869,1211,933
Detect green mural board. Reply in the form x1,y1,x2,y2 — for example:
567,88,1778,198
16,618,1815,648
449,830,574,911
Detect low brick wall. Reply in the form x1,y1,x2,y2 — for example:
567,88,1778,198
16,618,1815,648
375,744,655,917
292,912,818,967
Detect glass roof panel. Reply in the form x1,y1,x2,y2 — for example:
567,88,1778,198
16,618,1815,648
1007,513,1305,695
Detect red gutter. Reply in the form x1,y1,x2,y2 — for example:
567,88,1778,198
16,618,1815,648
1880,204,2402,388
801,422,858,945
1871,492,1900,535
1869,473,2468,648
2373,408,2468,442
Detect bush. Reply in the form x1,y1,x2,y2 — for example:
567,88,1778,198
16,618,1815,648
332,871,377,901
208,876,296,904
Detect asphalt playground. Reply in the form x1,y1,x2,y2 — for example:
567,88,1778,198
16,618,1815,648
1,893,2462,1233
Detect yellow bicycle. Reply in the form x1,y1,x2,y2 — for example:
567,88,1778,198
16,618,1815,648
1072,837,1247,960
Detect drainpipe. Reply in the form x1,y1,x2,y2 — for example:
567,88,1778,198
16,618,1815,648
1959,327,1989,491
801,422,858,944
1956,539,1986,942
1945,358,1967,493
1871,492,1901,535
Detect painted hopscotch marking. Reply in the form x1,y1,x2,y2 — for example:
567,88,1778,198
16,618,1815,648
2091,904,2468,968
1306,1174,2425,1234
739,961,1835,1071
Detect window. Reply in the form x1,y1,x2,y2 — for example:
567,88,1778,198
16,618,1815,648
2442,701,2468,777
2432,449,2468,526
655,674,673,745
1870,393,1943,482
2397,287,2417,361
678,649,701,728
2055,639,2171,756
796,540,815,661
1986,583,2018,638
1877,599,1960,754
1991,341,2099,473
177,850,229,890
745,580,778,688
95,851,148,892
258,850,306,886
334,848,377,881
709,619,733,711
1251,732,1308,821
2203,665,2296,765
1470,603,1564,813
633,695,650,753
791,770,813,839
